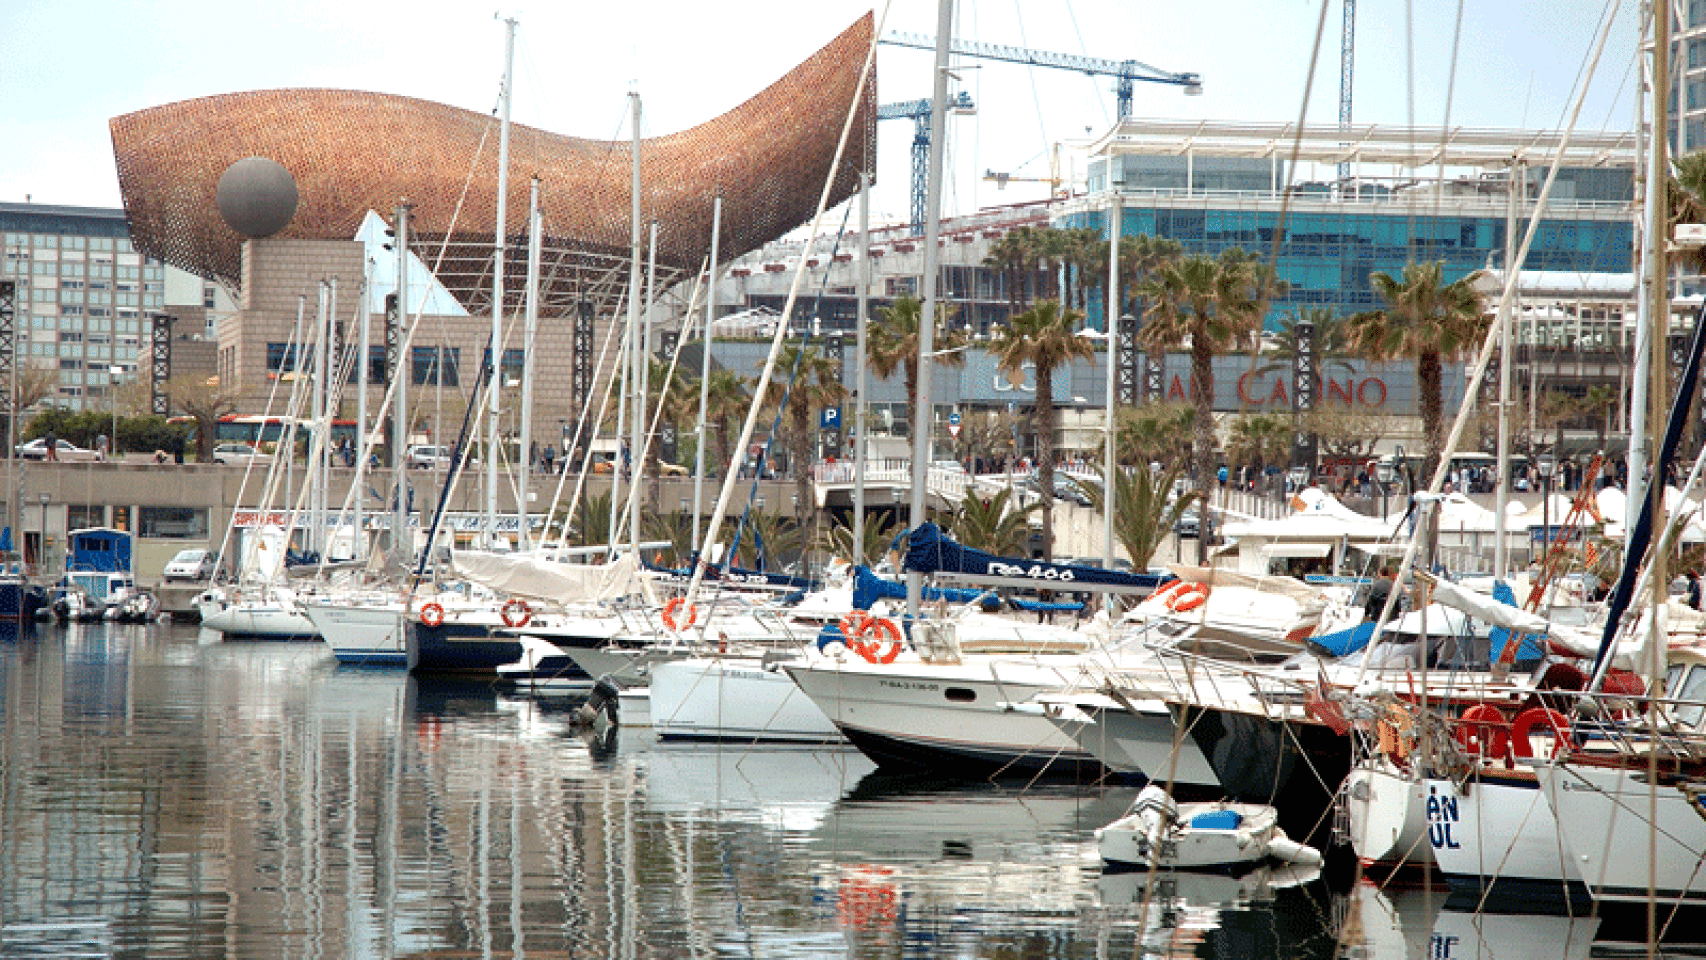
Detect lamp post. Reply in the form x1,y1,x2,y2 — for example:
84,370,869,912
1538,453,1556,568
109,365,123,462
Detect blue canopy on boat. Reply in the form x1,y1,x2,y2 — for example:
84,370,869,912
1488,579,1547,664
851,564,996,611
65,527,130,574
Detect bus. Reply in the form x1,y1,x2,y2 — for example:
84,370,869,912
208,416,360,452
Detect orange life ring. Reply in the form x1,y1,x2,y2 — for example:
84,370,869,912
1149,581,1188,606
855,617,904,664
1167,582,1210,612
419,602,445,627
500,598,532,629
838,612,870,646
1510,707,1575,758
1453,704,1510,760
662,596,698,631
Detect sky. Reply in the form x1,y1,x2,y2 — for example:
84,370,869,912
0,0,1643,231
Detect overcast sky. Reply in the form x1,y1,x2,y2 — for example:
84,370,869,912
1,0,1641,229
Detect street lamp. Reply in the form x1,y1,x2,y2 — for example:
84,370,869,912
1538,453,1556,568
108,365,123,461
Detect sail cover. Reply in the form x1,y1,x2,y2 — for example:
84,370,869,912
451,551,655,605
903,522,1168,594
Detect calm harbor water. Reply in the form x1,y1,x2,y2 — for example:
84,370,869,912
0,620,1664,958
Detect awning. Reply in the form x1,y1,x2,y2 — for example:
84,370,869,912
1260,542,1334,559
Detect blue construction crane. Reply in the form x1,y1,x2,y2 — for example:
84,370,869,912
880,32,1200,120
877,91,976,234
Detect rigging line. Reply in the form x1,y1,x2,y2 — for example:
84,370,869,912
1010,0,1052,162
1258,0,1332,317
1424,0,1469,238
1550,0,1623,135
1061,0,1110,129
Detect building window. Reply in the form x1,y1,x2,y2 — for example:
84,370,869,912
412,346,459,386
480,347,525,385
67,505,104,530
266,342,302,374
138,507,208,539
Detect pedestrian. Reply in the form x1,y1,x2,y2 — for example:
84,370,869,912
96,433,108,462
543,444,556,474
1364,566,1397,622
1689,571,1702,612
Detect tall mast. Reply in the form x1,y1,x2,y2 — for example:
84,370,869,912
907,0,954,616
1103,196,1121,579
392,201,410,561
693,195,721,552
311,280,329,557
519,176,541,549
487,14,516,548
624,91,644,555
854,174,870,562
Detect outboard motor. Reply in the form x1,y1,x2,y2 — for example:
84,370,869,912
574,675,623,731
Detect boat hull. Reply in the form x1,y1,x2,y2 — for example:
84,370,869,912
783,655,1104,778
1538,761,1706,907
1422,768,1588,909
651,656,840,743
303,603,407,666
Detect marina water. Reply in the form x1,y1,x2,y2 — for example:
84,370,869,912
0,620,1663,957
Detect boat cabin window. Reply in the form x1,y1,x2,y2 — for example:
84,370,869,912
1670,664,1706,728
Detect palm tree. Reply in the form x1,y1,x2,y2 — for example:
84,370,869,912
989,299,1094,560
948,487,1039,556
1226,413,1295,480
868,296,968,428
1136,247,1282,562
821,513,905,567
1115,234,1182,327
1346,261,1488,483
643,357,694,510
567,490,614,548
1258,307,1358,383
1117,402,1194,469
698,368,751,477
761,344,848,526
1076,462,1199,569
982,225,1039,313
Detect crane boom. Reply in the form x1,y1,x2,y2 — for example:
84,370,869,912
880,32,1200,118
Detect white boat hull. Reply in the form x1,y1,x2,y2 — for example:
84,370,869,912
201,602,317,641
1421,767,1586,906
650,656,840,743
1039,692,1217,787
1539,761,1706,907
783,654,1102,776
1343,760,1435,869
302,603,406,666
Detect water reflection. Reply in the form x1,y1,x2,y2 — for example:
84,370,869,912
4,622,1658,958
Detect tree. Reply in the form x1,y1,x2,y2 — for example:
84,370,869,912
1225,414,1294,477
566,490,613,548
868,296,968,432
821,513,905,567
760,344,847,526
983,226,1038,314
1346,261,1488,484
163,373,239,462
642,356,695,510
1304,407,1398,463
1137,247,1282,562
947,486,1038,556
989,299,1094,560
1077,462,1199,569
698,367,753,477
1258,307,1358,383
1116,403,1195,470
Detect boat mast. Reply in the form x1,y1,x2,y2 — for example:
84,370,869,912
487,14,516,549
1103,194,1121,581
622,90,643,555
693,194,721,552
632,219,656,559
854,173,870,562
392,201,410,563
1630,0,1662,539
518,176,541,550
1493,159,1519,577
311,282,329,558
907,0,954,617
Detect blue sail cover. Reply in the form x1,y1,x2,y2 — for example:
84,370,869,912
1488,579,1546,664
851,564,996,610
903,522,1169,592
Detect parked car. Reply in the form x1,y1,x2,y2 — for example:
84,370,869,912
407,445,476,469
657,461,689,477
15,438,93,461
212,443,271,465
162,548,218,582
1174,508,1215,539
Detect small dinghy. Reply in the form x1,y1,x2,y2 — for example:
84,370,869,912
1097,785,1322,872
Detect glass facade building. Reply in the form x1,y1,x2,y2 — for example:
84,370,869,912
0,202,165,409
1062,120,1638,329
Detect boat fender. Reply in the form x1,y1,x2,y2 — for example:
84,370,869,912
1266,833,1324,867
575,676,622,728
661,597,698,631
500,598,532,629
1510,707,1574,758
1166,582,1210,613
1375,706,1413,761
419,602,445,627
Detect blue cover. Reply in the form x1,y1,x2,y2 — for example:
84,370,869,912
1488,579,1547,663
1310,621,1376,657
1188,809,1244,830
903,522,1169,592
65,527,131,574
1009,598,1083,613
851,564,997,611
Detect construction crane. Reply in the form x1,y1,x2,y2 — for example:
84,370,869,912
1338,0,1355,186
880,32,1201,120
877,91,976,234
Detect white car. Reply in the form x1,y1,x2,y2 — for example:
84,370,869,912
15,438,93,461
162,549,218,582
408,445,476,469
212,443,271,464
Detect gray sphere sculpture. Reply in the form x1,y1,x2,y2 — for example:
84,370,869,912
215,157,298,238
